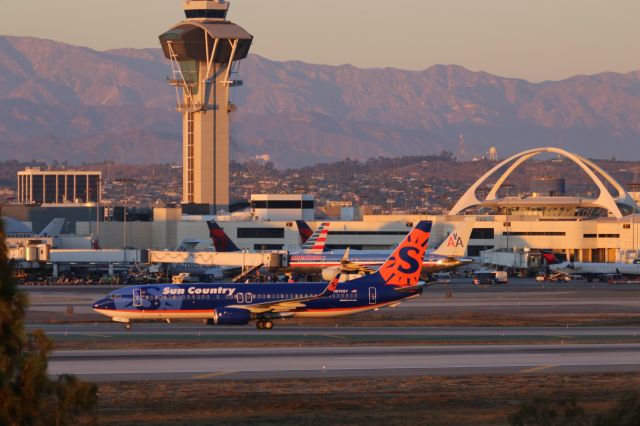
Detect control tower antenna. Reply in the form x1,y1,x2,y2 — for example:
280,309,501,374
159,0,253,213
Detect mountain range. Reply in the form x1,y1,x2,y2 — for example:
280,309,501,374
1,35,639,168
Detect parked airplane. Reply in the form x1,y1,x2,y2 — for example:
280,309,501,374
288,219,474,275
208,220,329,254
38,218,66,237
550,259,640,279
93,221,434,330
210,219,472,275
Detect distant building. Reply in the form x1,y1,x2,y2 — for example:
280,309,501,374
488,146,498,161
250,194,314,221
324,201,352,218
17,168,101,205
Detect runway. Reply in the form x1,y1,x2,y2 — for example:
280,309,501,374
48,343,640,382
22,279,640,318
33,323,640,339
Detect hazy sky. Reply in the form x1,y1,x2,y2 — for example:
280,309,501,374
1,0,638,82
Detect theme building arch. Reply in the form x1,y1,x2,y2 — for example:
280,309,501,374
449,147,637,219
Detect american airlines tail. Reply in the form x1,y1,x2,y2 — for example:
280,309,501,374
206,221,241,252
433,218,473,257
299,222,330,253
351,221,432,288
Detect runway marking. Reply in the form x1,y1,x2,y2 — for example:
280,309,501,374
192,371,235,380
86,334,113,338
519,365,555,374
320,334,348,340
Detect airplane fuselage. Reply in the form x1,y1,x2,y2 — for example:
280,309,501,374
551,261,640,277
287,252,471,274
93,281,420,323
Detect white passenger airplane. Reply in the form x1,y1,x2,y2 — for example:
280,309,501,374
550,259,640,279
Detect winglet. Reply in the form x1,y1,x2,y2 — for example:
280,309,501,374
321,274,341,297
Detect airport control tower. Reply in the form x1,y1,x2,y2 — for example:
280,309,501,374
160,0,252,213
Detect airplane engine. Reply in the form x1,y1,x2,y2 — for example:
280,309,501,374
211,308,252,326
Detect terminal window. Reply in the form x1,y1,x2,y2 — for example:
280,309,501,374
468,245,494,257
253,244,284,250
330,231,409,236
185,9,227,19
237,228,285,239
503,231,566,236
252,200,314,209
470,228,494,239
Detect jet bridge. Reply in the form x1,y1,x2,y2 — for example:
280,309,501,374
149,250,287,270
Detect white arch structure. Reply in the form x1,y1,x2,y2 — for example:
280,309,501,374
449,147,638,219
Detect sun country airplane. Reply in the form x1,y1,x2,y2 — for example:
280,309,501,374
93,221,433,330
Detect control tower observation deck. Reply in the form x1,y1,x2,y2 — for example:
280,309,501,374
159,0,253,213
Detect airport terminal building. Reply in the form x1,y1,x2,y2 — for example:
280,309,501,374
4,147,640,272
70,148,640,264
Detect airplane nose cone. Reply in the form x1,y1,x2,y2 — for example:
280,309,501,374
93,297,115,311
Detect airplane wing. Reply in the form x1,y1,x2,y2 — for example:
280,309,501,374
337,248,376,274
227,276,339,314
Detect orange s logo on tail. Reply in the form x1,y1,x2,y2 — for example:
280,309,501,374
377,221,432,287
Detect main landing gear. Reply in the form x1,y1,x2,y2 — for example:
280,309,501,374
256,320,274,330
124,323,132,330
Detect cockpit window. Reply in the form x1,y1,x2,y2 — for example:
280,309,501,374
110,294,122,300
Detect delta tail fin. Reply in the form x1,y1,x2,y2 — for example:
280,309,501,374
433,218,473,257
39,218,65,237
349,221,432,288
541,250,561,265
207,221,241,252
295,220,314,244
300,222,330,253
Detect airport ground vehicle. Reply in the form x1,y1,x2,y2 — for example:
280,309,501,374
473,270,508,285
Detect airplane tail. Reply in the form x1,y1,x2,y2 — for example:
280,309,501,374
295,220,314,244
349,221,432,288
300,222,330,253
433,218,473,257
207,221,240,252
39,218,65,237
541,250,561,265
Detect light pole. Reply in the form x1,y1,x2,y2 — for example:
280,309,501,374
115,178,134,271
